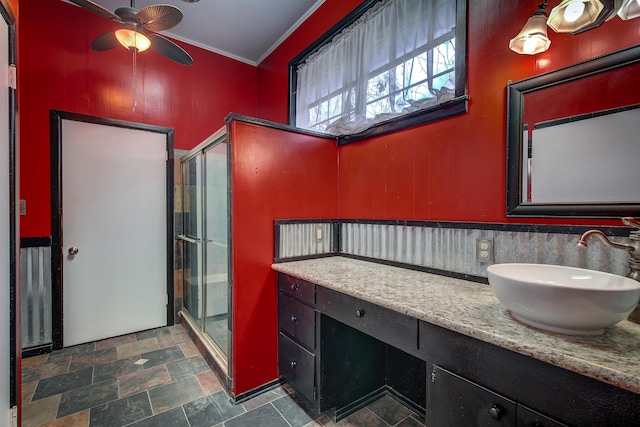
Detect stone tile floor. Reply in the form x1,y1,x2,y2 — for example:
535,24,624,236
21,324,425,427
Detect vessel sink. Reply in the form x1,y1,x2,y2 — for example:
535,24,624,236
487,263,640,335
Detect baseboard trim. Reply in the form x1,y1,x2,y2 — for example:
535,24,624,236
231,379,284,404
22,344,52,359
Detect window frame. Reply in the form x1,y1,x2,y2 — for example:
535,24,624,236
288,0,468,145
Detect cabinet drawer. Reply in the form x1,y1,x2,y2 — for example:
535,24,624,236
278,332,315,403
317,286,418,353
279,273,315,305
278,292,315,350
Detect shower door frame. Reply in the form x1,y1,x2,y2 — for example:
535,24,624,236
179,126,232,374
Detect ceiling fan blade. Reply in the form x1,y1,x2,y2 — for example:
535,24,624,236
114,6,138,22
66,0,122,22
148,34,193,66
137,5,183,32
90,32,119,51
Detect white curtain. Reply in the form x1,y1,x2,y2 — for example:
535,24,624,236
296,0,457,135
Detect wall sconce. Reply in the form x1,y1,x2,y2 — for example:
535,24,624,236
547,0,620,33
509,0,551,55
509,2,552,55
618,0,640,19
115,29,151,52
511,0,628,54
547,0,603,33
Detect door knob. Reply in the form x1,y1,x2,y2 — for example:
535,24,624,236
68,246,79,255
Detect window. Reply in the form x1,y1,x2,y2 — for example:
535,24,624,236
290,0,467,142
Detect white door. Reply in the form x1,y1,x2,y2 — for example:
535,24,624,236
62,119,167,347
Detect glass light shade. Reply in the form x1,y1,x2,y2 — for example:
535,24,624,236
547,0,605,33
509,11,551,55
115,29,151,52
564,1,586,21
618,0,640,19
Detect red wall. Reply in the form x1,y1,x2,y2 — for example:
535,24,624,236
229,119,338,394
257,0,640,226
18,0,257,237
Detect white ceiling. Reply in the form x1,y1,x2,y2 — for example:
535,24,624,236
69,0,326,66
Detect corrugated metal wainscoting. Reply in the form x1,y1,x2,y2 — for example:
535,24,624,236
20,238,53,353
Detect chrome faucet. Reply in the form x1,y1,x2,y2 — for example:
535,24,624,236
577,217,640,323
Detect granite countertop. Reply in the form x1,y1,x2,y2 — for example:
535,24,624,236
272,256,640,394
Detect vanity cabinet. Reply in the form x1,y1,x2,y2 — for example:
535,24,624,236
277,274,317,404
276,270,639,426
420,320,638,426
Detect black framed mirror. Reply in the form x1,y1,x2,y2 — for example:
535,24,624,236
506,44,640,217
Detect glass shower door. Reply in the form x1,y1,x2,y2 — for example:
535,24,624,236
180,132,230,362
203,141,229,356
181,154,203,328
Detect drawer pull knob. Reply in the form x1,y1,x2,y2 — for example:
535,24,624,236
290,361,297,368
488,405,502,421
291,315,298,323
290,284,300,291
355,309,365,318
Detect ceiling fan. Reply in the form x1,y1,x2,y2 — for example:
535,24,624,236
67,0,194,65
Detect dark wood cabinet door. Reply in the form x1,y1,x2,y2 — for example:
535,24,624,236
278,292,315,350
278,332,315,403
427,365,516,427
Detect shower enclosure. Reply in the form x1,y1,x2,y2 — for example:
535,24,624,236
180,130,230,364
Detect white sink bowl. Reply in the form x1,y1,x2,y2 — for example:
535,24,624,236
487,263,640,335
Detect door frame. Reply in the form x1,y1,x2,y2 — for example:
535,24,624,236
1,0,17,413
50,111,175,350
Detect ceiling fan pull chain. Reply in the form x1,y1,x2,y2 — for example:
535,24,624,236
132,47,137,112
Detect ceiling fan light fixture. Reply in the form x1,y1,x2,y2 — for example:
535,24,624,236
115,28,151,52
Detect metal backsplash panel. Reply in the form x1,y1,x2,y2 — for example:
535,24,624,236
277,222,335,260
276,220,630,279
340,223,630,278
